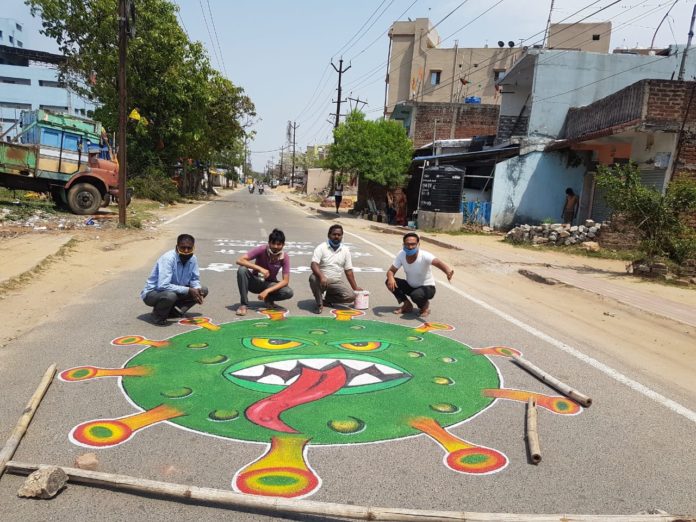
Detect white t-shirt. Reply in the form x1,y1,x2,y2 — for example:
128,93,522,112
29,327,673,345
393,249,436,287
312,242,353,281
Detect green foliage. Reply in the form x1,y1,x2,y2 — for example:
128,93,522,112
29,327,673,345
129,165,180,204
326,111,412,188
26,0,255,195
596,162,696,263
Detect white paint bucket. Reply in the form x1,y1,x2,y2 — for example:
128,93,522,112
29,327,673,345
354,290,370,310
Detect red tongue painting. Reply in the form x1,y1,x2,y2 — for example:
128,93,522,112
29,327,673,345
246,365,348,433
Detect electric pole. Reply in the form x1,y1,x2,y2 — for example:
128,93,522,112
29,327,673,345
117,0,128,226
331,58,351,129
543,0,555,48
279,146,285,181
346,96,368,113
288,121,299,188
679,3,696,81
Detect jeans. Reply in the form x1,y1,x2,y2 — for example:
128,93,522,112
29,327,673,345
386,278,435,308
143,286,209,320
237,266,293,306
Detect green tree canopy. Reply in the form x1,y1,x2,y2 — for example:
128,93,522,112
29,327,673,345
326,111,412,188
26,0,255,192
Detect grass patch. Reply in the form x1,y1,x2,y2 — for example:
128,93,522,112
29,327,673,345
419,226,500,237
123,198,161,228
0,237,79,294
0,188,65,221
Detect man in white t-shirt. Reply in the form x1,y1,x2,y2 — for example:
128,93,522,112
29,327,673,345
385,232,454,317
310,224,363,313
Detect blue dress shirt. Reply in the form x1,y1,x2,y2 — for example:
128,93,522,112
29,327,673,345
141,250,201,300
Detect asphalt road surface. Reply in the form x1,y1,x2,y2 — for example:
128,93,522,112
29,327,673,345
1,189,694,521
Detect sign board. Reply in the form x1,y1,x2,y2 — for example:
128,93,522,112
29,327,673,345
418,165,465,213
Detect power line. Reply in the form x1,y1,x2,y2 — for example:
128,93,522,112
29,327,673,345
172,0,190,38
206,0,228,77
333,0,390,59
198,0,223,71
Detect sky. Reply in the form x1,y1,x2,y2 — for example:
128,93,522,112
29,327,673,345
3,0,694,170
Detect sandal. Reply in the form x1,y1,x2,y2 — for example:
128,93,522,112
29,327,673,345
314,304,324,314
236,305,247,316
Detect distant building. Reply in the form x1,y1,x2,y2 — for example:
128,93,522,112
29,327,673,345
0,18,95,135
385,18,613,117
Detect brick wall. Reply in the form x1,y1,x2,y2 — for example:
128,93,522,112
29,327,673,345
410,102,499,148
645,80,696,128
497,115,529,143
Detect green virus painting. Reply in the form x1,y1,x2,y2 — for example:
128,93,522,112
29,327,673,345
60,309,582,498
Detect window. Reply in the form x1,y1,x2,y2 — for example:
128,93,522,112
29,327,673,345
493,69,506,81
39,80,65,88
0,76,31,86
63,133,80,151
592,34,600,41
16,23,23,31
0,30,3,38
9,36,13,44
17,41,23,48
0,101,32,110
41,128,62,147
40,105,69,112
430,70,441,86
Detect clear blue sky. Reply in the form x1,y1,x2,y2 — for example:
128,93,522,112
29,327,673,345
3,0,692,170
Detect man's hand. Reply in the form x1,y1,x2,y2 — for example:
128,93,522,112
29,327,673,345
319,275,329,290
386,276,397,292
353,286,364,292
259,268,270,280
189,287,204,304
446,268,454,281
258,289,269,301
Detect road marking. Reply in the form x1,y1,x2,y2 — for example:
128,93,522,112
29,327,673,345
161,202,210,226
344,229,696,425
258,217,264,224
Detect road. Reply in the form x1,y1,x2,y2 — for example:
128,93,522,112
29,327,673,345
1,188,694,521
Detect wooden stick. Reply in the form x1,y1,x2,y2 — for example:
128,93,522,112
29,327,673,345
6,461,691,522
526,397,542,464
512,354,592,407
0,364,57,479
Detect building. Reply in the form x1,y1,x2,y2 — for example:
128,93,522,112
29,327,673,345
0,18,95,135
489,46,696,228
385,18,612,117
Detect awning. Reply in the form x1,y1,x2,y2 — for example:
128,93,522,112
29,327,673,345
413,144,519,163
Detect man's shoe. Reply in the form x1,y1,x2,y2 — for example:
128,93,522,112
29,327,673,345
168,307,183,318
153,316,168,326
178,305,191,315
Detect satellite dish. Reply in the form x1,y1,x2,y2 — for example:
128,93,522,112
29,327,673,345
498,41,505,48
508,41,515,48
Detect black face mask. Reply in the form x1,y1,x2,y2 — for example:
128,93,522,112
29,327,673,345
178,253,193,263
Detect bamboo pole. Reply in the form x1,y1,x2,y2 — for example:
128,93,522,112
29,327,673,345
511,354,592,407
0,364,57,479
526,397,542,464
6,461,691,522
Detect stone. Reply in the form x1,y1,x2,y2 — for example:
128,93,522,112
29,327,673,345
564,239,572,246
589,226,598,234
568,237,577,245
74,453,99,471
17,466,68,499
652,262,667,269
581,241,600,252
532,236,549,244
578,233,586,241
674,279,692,287
588,231,596,239
570,226,579,232
482,226,493,233
578,225,586,233
691,277,696,284
584,219,596,227
558,230,570,238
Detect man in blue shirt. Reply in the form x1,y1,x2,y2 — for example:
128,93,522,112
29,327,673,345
141,234,208,325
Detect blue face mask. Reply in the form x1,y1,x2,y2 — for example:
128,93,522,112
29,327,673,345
403,246,418,256
328,239,341,249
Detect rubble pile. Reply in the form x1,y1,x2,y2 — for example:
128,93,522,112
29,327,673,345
505,220,603,250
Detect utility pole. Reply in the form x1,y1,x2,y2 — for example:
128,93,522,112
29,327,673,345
117,0,128,226
279,146,285,181
542,0,555,49
331,58,351,129
346,96,368,113
288,121,299,188
449,40,459,103
679,3,696,81
383,29,393,119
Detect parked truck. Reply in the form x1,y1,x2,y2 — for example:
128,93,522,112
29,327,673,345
0,109,130,215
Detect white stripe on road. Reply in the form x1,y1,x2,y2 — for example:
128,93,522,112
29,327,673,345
258,217,264,224
344,229,696,425
161,202,210,226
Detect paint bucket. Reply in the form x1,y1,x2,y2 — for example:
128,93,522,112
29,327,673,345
354,290,370,310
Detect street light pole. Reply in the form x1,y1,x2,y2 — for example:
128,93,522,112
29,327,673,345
117,0,128,226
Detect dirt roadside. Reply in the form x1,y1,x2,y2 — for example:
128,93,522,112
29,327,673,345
0,199,205,348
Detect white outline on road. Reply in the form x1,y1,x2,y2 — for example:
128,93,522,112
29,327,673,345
161,202,210,226
344,229,696,425
258,217,263,224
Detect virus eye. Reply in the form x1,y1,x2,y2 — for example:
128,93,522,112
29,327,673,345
243,337,304,351
330,340,389,352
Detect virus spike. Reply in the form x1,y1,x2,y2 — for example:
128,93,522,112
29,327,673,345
483,389,582,415
413,322,455,334
111,335,169,348
257,308,288,321
409,417,507,475
234,435,320,498
331,309,364,321
60,365,150,382
178,317,221,331
473,346,522,358
70,404,184,448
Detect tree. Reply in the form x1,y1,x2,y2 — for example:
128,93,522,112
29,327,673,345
326,111,412,188
596,162,696,263
26,0,255,197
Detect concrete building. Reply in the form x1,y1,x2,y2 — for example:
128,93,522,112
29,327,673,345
489,46,696,228
385,18,612,117
0,18,95,135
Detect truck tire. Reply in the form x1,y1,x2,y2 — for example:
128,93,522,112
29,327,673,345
67,183,102,215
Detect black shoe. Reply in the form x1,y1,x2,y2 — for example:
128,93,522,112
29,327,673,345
153,316,169,326
168,307,183,318
178,305,191,315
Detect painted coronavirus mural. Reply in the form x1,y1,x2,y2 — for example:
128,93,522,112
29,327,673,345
61,309,582,498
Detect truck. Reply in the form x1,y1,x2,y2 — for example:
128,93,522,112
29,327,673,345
0,109,130,215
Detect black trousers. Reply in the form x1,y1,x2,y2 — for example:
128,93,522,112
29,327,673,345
237,266,293,306
143,286,209,320
386,277,435,308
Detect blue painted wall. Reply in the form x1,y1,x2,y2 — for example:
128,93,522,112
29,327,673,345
490,151,585,229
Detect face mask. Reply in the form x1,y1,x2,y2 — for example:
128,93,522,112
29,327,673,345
177,245,194,263
267,246,283,256
328,239,341,249
403,246,418,256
